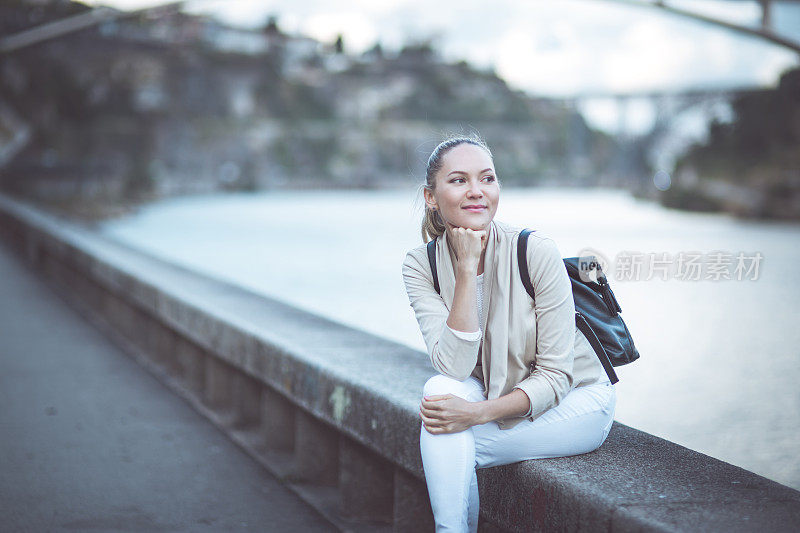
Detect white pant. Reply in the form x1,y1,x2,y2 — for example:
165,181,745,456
420,374,616,533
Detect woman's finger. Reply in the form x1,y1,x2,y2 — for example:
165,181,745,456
420,412,443,427
423,421,451,434
423,394,450,401
427,424,451,435
423,395,453,409
420,405,447,420
421,400,444,412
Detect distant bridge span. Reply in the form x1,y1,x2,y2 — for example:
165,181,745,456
535,84,766,103
601,0,800,54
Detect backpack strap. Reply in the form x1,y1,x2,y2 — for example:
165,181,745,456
517,228,536,301
518,228,619,384
426,237,440,295
576,313,619,384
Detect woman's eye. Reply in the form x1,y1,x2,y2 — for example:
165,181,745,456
483,175,495,182
451,178,465,183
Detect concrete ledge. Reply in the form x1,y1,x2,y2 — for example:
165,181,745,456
2,192,799,532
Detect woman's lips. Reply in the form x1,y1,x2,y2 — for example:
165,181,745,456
463,205,487,212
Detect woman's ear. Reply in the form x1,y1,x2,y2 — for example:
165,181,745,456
423,188,438,211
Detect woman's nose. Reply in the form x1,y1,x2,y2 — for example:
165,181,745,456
467,181,482,197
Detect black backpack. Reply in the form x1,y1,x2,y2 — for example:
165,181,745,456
426,228,639,384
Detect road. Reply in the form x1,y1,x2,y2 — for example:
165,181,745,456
0,240,336,532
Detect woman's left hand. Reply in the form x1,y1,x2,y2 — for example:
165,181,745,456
420,394,483,434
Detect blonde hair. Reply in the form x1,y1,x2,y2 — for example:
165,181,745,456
420,134,494,242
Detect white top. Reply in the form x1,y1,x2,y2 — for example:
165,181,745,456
447,273,484,341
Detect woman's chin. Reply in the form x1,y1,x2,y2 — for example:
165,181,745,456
456,218,492,231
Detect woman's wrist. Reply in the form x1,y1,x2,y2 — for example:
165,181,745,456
472,390,531,425
473,401,492,425
456,260,479,275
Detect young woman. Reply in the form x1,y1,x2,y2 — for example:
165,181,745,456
401,135,615,532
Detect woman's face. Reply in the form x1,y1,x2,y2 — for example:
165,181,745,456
424,143,500,231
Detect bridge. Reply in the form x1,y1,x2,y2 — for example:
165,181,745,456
603,0,800,55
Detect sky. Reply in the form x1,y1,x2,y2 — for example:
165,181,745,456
86,0,800,134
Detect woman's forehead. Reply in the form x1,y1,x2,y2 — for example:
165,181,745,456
441,144,493,172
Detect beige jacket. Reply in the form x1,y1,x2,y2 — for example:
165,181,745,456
402,219,607,429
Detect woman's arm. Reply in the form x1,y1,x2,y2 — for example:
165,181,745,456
512,237,575,420
402,256,481,381
420,388,530,434
420,235,575,433
446,254,480,334
445,226,487,334
402,228,487,380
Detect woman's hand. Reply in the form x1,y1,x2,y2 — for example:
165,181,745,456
420,394,485,434
446,225,487,272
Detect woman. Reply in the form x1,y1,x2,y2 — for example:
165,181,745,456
402,135,615,532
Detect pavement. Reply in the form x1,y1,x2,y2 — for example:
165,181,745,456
0,239,336,532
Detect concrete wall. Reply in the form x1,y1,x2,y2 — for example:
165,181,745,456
1,192,799,532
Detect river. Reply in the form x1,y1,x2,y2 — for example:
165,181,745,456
99,187,800,490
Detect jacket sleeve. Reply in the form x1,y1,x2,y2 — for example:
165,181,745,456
512,237,575,420
402,250,481,380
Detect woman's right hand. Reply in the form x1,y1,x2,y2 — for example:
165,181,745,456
447,225,486,272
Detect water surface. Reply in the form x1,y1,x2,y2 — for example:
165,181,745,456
100,187,800,490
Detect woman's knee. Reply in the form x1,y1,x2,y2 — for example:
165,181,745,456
423,374,478,399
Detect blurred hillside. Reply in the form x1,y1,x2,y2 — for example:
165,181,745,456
0,0,623,219
664,67,800,220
